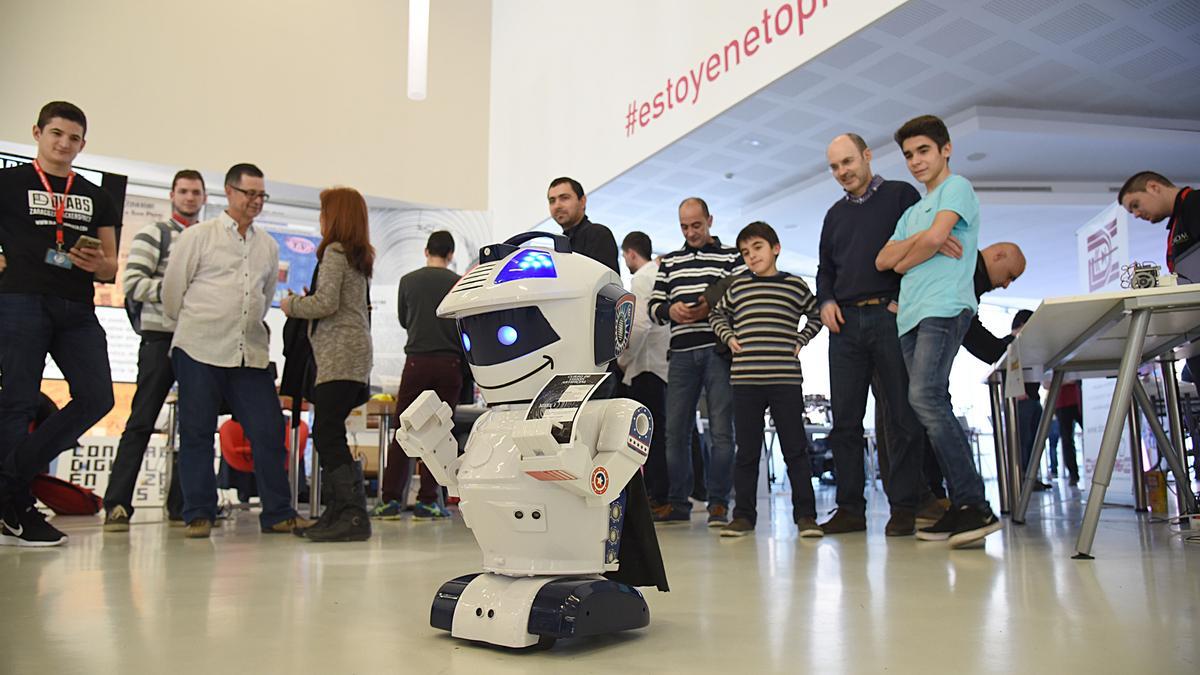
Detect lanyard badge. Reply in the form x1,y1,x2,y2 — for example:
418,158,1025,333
33,160,77,269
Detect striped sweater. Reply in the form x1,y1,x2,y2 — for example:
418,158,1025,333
122,219,185,333
709,271,822,386
647,237,745,352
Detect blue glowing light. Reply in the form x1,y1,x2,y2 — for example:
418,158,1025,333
497,325,518,346
462,333,472,352
495,249,557,283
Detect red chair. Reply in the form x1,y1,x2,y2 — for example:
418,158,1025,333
219,418,307,473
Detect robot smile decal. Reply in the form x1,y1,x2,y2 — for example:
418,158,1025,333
474,355,555,390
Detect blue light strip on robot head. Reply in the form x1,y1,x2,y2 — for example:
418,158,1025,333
494,249,557,283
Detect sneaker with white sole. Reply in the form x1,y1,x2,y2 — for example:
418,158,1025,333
720,518,754,537
947,504,1003,549
916,507,959,541
0,503,67,547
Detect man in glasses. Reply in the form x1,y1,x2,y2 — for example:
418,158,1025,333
162,163,312,538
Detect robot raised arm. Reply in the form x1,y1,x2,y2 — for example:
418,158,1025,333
394,390,460,491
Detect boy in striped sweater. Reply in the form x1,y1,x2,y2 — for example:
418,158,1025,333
710,222,823,537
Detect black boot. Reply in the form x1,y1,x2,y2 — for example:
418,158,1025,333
306,463,372,543
294,469,336,538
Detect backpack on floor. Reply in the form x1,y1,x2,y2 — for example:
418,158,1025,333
31,474,103,516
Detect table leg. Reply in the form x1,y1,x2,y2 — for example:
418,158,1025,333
1014,371,1064,523
988,378,1011,514
1004,395,1023,515
1074,308,1152,559
162,402,177,516
1132,379,1198,515
1159,358,1194,524
377,414,391,505
290,418,302,513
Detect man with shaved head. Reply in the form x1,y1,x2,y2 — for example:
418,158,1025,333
815,133,931,537
960,242,1026,362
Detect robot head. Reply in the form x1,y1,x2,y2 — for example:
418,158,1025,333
437,233,635,406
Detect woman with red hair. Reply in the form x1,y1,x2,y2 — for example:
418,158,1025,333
282,187,374,542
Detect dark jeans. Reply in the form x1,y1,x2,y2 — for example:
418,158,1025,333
1055,404,1081,480
828,304,923,513
1017,397,1043,480
875,380,947,501
0,294,114,502
900,310,986,508
732,384,816,524
171,348,295,527
665,346,734,509
385,353,461,504
627,372,667,504
104,332,182,516
311,380,368,472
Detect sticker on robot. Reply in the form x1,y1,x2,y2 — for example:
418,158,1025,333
526,372,610,444
591,466,609,495
614,296,634,354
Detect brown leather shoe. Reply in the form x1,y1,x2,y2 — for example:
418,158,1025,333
262,516,316,534
185,519,212,539
819,509,867,534
916,496,948,525
706,503,729,527
886,509,916,536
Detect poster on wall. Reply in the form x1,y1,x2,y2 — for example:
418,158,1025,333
264,226,321,307
1075,203,1137,506
52,436,170,508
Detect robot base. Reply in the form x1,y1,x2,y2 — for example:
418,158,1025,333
431,573,649,649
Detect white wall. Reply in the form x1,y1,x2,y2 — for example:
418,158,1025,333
488,0,907,238
0,0,492,211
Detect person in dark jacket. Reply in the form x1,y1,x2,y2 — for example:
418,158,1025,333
961,242,1027,362
546,177,618,273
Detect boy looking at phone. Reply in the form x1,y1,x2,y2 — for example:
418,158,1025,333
0,101,119,547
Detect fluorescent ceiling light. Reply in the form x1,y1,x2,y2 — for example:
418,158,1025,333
408,0,429,100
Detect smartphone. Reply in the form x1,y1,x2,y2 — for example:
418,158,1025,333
74,235,103,249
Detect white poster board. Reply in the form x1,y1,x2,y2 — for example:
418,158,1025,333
1076,204,1136,505
52,435,170,508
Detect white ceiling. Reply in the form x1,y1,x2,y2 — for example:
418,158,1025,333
560,0,1200,304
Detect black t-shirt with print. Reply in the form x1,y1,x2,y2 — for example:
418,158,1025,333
0,162,119,303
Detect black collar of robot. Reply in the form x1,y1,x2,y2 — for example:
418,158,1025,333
475,355,555,391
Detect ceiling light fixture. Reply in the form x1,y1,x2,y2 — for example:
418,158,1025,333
967,152,987,161
407,0,430,101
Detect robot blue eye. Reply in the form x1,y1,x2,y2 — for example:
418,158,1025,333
495,249,557,283
497,325,518,346
462,333,472,352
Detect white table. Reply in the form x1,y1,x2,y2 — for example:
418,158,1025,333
998,284,1200,558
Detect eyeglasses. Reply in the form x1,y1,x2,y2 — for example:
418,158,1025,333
230,185,270,202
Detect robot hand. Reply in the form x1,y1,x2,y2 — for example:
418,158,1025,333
394,390,460,490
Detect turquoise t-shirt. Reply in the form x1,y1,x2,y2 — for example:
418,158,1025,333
890,174,980,336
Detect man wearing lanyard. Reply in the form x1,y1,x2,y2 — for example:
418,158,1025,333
1118,170,1200,374
0,101,119,547
102,170,207,532
162,163,312,539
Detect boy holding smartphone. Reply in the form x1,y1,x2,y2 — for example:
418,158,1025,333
0,101,119,547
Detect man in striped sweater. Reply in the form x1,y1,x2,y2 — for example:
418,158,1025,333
647,197,745,525
710,222,823,537
102,170,206,531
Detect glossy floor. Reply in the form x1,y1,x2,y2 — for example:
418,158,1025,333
3,482,1198,674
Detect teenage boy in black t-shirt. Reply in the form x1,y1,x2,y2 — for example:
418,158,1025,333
0,101,119,547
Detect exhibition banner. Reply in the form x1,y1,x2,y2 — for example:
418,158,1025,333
1076,203,1136,506
52,436,170,509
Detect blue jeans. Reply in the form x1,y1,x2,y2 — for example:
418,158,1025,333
665,346,734,509
827,304,924,513
0,294,114,501
172,348,296,527
900,310,986,508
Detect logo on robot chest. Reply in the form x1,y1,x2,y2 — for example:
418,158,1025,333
614,298,634,353
591,466,609,495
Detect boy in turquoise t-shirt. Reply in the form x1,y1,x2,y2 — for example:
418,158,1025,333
875,114,1001,550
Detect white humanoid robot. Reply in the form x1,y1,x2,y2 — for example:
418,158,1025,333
395,232,659,649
